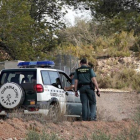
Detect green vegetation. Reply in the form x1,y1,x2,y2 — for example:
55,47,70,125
1,0,140,91
26,130,62,140
0,0,140,62
26,125,140,140
0,0,66,60
91,131,111,140
96,68,140,92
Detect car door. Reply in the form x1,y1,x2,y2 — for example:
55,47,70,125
59,72,82,116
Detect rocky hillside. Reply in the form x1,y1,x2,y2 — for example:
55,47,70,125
97,56,140,73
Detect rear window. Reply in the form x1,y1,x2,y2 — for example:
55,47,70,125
0,70,36,85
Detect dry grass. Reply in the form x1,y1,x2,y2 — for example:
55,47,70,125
6,105,74,125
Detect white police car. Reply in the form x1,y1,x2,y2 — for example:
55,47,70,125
0,61,82,118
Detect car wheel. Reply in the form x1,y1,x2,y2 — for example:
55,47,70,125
0,82,25,109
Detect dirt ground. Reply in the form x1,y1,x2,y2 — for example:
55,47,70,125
97,90,140,121
0,90,140,140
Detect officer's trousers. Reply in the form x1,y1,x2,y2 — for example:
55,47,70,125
79,85,96,121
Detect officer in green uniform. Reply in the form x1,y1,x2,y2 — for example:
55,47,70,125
74,58,100,121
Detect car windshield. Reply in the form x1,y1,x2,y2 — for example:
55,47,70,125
0,70,36,85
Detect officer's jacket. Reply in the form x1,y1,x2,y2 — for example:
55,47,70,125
74,65,96,84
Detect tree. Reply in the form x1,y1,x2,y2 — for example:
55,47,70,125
88,0,140,34
0,0,59,61
1,0,139,61
61,0,140,35
57,19,98,64
0,0,35,60
29,0,66,29
58,19,98,46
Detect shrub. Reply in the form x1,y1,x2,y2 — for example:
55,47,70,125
97,67,140,92
26,130,40,140
97,76,113,89
95,31,135,58
131,73,140,92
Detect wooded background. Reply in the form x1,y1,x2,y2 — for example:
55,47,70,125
0,0,140,64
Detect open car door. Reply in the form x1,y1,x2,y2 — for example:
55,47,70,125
59,72,82,116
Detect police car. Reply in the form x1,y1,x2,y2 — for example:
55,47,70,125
0,61,82,119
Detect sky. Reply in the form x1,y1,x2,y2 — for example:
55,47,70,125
64,8,92,26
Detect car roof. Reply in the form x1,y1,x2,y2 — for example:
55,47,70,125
1,68,65,73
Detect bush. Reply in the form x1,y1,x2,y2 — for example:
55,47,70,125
26,130,40,140
97,67,140,92
97,76,113,89
131,73,140,92
95,31,135,58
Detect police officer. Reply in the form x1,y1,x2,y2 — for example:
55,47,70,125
74,58,100,121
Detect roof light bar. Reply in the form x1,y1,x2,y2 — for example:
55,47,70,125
17,61,55,68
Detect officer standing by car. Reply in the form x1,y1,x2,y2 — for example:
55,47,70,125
74,58,100,121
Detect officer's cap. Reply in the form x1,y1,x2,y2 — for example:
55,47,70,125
80,58,87,64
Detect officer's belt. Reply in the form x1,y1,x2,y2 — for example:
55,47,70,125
78,83,90,88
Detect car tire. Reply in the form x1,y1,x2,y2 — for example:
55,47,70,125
0,82,25,109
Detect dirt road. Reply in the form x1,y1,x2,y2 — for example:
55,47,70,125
0,90,140,140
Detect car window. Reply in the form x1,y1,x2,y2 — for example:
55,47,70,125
0,71,36,84
48,71,61,88
59,72,71,88
1,73,7,84
41,70,50,85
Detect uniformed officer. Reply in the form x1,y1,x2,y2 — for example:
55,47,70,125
74,58,100,121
